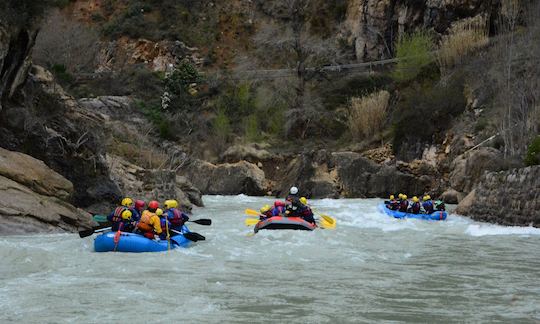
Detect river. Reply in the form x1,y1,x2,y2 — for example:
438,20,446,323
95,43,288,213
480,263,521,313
1,196,539,323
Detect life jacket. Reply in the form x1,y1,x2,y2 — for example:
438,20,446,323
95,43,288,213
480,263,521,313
167,208,188,227
129,207,141,221
410,202,421,214
271,206,285,216
388,200,399,210
138,210,162,234
422,201,434,213
399,200,409,212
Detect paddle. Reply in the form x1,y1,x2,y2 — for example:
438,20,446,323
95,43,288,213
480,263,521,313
244,209,262,218
170,229,206,242
188,219,212,226
245,218,260,226
78,226,111,238
317,214,336,229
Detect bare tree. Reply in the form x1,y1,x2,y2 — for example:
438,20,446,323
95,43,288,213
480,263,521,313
494,0,540,158
249,0,342,138
34,9,99,74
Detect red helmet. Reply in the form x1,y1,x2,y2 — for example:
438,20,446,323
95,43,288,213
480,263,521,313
135,200,145,210
274,200,285,207
148,200,159,210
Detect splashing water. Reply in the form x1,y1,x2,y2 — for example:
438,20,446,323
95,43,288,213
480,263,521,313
1,196,539,323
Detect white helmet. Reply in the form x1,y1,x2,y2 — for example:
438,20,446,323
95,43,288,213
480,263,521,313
289,186,299,195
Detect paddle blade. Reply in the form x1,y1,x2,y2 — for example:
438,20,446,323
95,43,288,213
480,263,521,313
79,228,96,238
319,214,336,229
245,218,260,226
183,232,206,242
190,219,212,226
245,209,261,217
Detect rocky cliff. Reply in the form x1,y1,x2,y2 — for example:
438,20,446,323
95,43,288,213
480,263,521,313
457,166,540,227
343,0,497,61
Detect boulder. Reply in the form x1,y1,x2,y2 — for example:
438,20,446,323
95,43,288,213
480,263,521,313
183,159,267,196
449,147,506,194
0,175,94,234
0,147,73,199
107,155,203,212
440,188,462,204
220,144,272,163
455,189,476,215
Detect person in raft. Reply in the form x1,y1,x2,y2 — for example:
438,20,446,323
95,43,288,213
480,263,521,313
136,200,163,240
163,199,190,232
285,186,302,214
422,195,434,213
398,194,409,212
132,200,146,221
108,197,136,232
387,195,399,210
297,197,316,225
271,200,287,216
408,196,421,214
259,205,273,220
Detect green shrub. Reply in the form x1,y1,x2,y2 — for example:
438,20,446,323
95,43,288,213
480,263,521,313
50,64,74,84
524,136,540,166
392,30,435,82
244,114,261,142
213,108,231,139
163,61,202,111
136,101,175,140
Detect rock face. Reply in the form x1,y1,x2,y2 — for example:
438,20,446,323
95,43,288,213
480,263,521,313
457,166,540,227
0,148,94,234
182,159,266,196
106,155,203,213
333,152,432,198
447,147,506,200
343,0,494,61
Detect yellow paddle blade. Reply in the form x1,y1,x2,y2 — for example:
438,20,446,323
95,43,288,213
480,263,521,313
245,209,261,217
319,214,336,229
245,218,260,226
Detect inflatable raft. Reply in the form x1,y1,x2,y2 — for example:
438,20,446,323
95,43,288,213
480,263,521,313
254,216,317,233
378,203,447,221
94,225,191,252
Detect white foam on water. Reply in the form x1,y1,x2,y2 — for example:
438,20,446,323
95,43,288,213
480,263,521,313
465,224,540,237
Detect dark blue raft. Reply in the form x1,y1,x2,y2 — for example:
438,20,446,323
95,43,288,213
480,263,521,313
378,203,447,221
94,225,192,252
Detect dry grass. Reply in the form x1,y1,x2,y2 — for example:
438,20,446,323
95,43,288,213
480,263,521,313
348,90,390,140
437,15,490,70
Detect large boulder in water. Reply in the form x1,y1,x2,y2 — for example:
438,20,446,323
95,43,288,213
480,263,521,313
0,148,94,234
182,159,267,196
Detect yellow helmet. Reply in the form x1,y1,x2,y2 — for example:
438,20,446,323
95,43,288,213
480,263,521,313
402,194,407,200
413,196,419,203
398,193,404,199
426,195,431,200
156,208,163,216
260,204,271,213
164,199,178,209
389,195,395,200
423,195,429,201
300,197,308,205
121,210,132,220
121,197,133,207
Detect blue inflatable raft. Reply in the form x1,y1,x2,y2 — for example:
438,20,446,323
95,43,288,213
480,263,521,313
378,203,447,221
94,225,191,252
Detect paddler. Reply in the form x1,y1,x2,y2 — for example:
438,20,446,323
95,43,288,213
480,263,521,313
136,200,163,240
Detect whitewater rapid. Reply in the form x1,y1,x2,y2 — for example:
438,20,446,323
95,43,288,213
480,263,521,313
1,196,539,323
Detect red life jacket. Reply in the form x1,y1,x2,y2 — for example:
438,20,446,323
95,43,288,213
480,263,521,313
111,207,127,223
168,208,185,226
